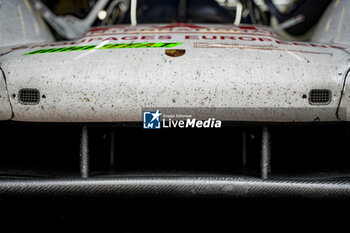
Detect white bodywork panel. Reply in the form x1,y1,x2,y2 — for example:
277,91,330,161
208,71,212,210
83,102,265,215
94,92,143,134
0,0,54,47
311,0,350,47
0,71,12,120
1,23,350,122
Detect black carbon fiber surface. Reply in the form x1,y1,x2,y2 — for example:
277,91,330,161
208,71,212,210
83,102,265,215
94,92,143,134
1,176,350,199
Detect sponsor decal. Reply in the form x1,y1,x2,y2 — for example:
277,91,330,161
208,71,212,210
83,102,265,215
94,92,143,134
165,49,186,57
143,109,222,129
194,42,335,56
16,35,344,53
83,23,275,37
11,23,345,53
23,42,183,55
162,118,222,129
143,110,162,129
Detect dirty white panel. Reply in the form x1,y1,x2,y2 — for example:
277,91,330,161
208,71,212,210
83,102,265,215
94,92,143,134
0,71,12,120
1,24,350,122
337,69,350,121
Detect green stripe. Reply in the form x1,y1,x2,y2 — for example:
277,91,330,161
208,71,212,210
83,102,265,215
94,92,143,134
23,42,183,55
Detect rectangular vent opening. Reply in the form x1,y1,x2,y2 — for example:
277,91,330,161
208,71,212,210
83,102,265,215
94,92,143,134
18,88,40,105
309,89,331,105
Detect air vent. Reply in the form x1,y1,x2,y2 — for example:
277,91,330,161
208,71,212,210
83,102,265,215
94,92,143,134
309,89,331,105
18,88,40,105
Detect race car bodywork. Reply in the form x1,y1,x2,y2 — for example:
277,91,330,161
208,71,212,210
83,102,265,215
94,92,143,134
3,1,350,201
0,71,12,120
1,23,350,123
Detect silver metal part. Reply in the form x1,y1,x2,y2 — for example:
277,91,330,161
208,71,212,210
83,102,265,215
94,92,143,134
130,0,137,26
80,126,89,178
33,0,109,39
261,126,271,179
101,0,129,25
274,14,305,31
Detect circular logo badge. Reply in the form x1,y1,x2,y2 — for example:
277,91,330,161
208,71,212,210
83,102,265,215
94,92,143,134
165,49,186,57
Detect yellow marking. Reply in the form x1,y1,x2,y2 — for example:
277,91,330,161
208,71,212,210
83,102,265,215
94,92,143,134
34,22,40,35
24,0,40,35
23,0,33,13
17,4,27,40
334,0,340,8
335,7,345,42
324,18,332,32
